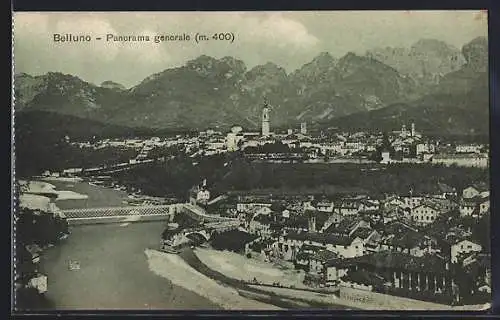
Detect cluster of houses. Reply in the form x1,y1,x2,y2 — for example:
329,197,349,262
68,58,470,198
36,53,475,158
62,121,489,171
201,180,490,305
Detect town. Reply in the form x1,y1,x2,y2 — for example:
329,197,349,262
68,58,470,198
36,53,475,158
66,102,488,171
15,102,490,309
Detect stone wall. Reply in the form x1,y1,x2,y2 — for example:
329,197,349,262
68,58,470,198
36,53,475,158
338,286,452,310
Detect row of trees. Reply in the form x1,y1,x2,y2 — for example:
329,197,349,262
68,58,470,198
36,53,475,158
105,153,488,202
215,160,488,197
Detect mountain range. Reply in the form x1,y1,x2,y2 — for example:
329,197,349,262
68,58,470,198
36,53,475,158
14,36,488,137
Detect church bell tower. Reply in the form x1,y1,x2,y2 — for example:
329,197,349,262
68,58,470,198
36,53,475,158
261,100,270,137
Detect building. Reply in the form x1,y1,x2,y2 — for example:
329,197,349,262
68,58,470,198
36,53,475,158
249,214,273,238
277,232,364,260
450,239,482,263
416,143,434,156
330,252,455,297
325,259,349,286
381,149,391,164
455,144,482,154
431,154,488,168
462,184,489,199
335,200,360,216
437,182,457,198
459,195,489,218
226,130,244,152
300,122,307,135
379,231,439,257
316,200,335,213
262,103,270,137
411,202,445,225
236,202,272,212
309,249,338,274
459,199,476,217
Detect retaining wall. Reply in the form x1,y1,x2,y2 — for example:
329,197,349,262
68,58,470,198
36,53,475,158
338,286,452,310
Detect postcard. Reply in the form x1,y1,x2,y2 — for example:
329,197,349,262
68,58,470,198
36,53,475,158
12,11,490,311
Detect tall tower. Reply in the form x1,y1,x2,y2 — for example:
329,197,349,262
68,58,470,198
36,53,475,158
262,101,270,137
411,122,416,137
300,122,307,135
307,210,316,232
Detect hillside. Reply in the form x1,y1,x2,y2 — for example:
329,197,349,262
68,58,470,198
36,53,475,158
13,36,488,135
14,110,169,177
14,72,127,118
327,36,489,135
326,85,488,135
366,39,466,94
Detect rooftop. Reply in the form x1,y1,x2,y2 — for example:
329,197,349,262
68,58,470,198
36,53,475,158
286,231,355,246
311,249,338,262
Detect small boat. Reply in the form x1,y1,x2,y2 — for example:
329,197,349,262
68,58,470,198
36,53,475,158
59,233,70,241
68,260,80,271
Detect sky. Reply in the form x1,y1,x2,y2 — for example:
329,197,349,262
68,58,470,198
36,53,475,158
13,11,488,88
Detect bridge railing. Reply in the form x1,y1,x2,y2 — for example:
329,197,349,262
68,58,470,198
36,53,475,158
61,204,179,213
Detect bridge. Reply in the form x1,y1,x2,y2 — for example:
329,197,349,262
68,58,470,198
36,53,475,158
182,220,242,241
160,204,242,249
162,219,241,249
61,202,237,227
62,204,182,225
182,203,236,223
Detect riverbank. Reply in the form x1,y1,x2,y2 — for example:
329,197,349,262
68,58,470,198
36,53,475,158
191,248,490,311
28,178,221,310
195,248,306,288
145,249,281,310
36,178,129,209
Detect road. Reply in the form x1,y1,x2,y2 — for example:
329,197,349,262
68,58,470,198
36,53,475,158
39,221,219,310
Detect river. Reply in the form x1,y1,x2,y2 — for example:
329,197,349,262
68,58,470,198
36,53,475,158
45,179,130,209
38,179,220,310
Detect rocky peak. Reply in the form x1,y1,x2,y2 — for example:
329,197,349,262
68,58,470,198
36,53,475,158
411,39,459,56
462,36,488,71
219,56,247,74
100,80,126,91
246,62,287,80
186,55,247,80
311,52,336,65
